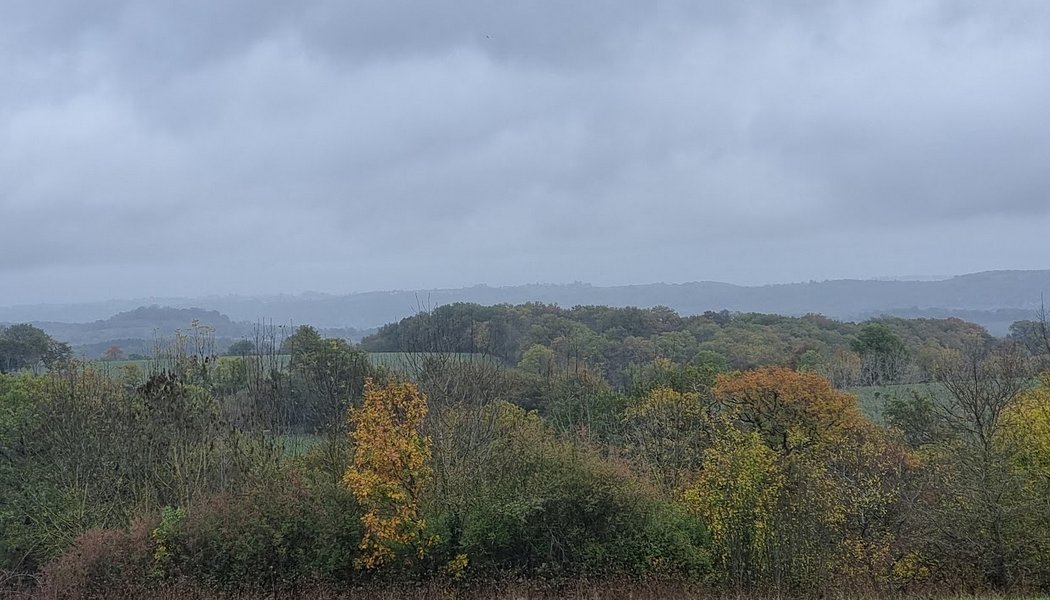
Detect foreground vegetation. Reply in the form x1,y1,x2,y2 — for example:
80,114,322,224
2,305,1050,599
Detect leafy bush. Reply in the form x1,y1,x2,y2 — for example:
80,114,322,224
156,469,364,591
36,520,154,600
428,403,711,579
0,368,260,573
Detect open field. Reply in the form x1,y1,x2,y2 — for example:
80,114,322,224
850,378,1041,423
366,351,498,374
272,432,329,456
849,381,952,422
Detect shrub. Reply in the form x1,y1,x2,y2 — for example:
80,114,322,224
158,469,365,591
37,520,154,600
429,402,711,580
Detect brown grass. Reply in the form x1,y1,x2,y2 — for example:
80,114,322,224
14,579,719,600
10,582,1044,600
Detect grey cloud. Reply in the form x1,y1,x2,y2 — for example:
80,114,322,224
3,1,1050,305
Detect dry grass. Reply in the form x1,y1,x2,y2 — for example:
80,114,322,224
14,580,716,600
10,582,1048,600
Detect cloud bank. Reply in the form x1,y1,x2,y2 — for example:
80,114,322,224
3,0,1049,303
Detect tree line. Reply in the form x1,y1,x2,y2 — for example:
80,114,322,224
361,303,1005,389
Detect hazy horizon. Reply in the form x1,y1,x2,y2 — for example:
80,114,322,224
0,269,993,308
0,269,965,306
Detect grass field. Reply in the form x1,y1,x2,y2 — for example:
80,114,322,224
90,354,291,375
850,377,1041,423
272,433,328,456
367,351,498,374
849,381,952,422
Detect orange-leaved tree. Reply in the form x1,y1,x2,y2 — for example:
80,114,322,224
343,379,432,569
712,366,862,454
684,367,905,591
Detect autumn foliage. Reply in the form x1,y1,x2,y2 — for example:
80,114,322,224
343,379,432,569
4,314,1050,597
681,367,911,591
712,366,863,453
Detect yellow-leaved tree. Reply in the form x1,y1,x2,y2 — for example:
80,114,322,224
996,375,1050,558
622,386,713,494
682,367,909,592
682,426,783,588
1000,374,1050,487
343,379,432,569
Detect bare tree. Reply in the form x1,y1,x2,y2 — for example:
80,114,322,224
927,339,1034,588
935,340,1030,452
390,302,508,552
1036,295,1050,358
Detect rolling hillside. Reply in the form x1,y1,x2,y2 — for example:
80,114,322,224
3,270,1049,337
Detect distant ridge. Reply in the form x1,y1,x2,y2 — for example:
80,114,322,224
0,306,367,359
3,270,1050,336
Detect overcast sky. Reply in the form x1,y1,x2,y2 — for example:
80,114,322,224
3,0,1050,305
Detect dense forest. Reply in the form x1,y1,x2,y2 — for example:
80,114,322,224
1,304,1050,598
362,303,998,388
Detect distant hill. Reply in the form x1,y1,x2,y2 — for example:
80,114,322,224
3,270,1050,337
0,306,369,359
27,306,253,347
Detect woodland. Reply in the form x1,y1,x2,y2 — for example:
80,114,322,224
1,303,1049,598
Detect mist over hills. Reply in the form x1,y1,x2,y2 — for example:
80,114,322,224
3,271,1050,355
32,307,251,343
5,306,366,358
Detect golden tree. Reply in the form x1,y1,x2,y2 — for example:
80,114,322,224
343,379,432,569
682,427,783,587
1001,375,1050,483
713,366,862,454
622,386,712,494
686,367,904,590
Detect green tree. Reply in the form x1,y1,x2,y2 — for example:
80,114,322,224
517,344,555,379
883,390,950,447
285,326,374,432
281,325,324,357
0,324,71,373
446,401,711,579
851,323,910,385
224,339,256,356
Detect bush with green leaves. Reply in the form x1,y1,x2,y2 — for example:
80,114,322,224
151,467,365,591
0,367,264,573
427,402,712,580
